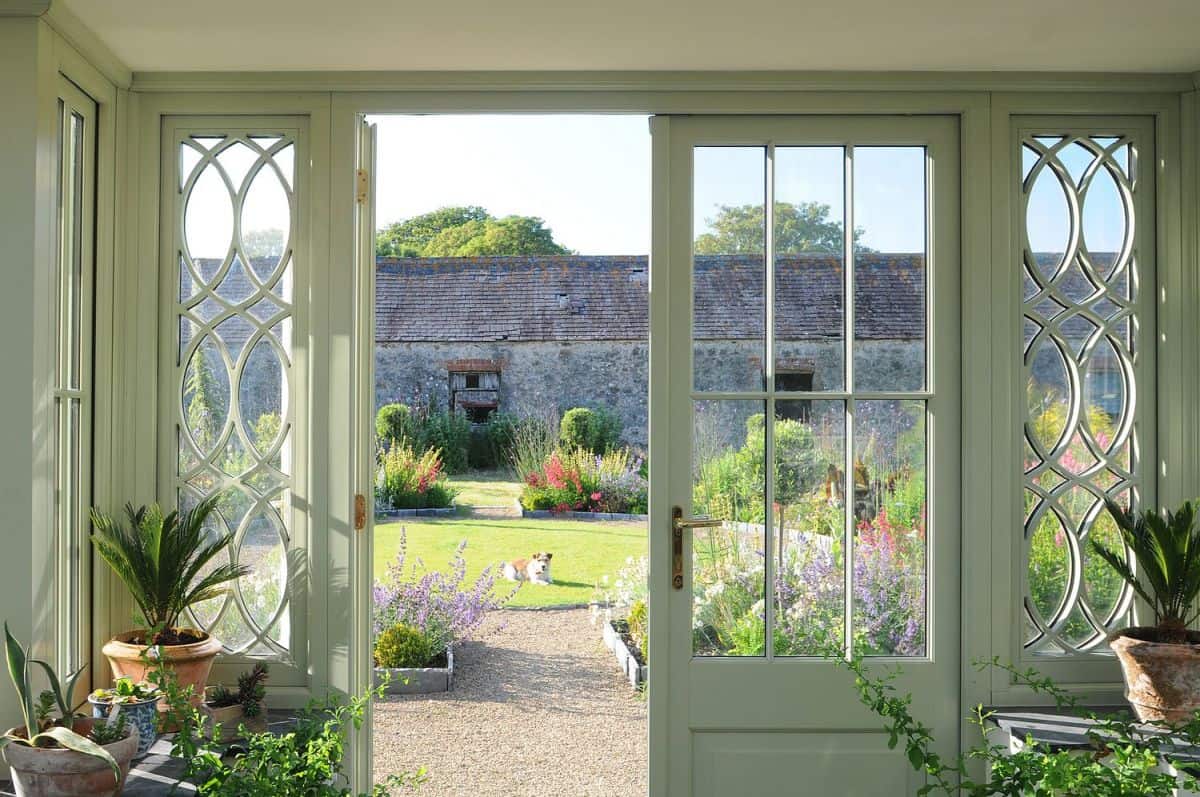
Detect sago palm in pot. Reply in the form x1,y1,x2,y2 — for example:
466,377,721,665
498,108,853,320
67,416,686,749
90,496,249,706
1093,497,1200,722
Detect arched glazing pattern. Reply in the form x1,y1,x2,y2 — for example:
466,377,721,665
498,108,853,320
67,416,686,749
173,132,299,658
1020,133,1144,655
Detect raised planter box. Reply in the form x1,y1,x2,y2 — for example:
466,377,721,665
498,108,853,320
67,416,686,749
522,509,648,522
601,617,647,690
376,506,458,519
374,647,454,694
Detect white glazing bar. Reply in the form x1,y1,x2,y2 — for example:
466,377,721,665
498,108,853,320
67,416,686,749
843,144,856,661
764,142,776,661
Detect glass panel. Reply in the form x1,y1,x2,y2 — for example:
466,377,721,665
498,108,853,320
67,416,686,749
691,399,765,656
774,400,845,656
693,147,766,393
774,147,845,392
176,133,297,656
852,400,926,657
66,112,84,391
1021,133,1140,655
852,147,926,392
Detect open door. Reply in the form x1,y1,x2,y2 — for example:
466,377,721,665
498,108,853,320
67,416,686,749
351,115,378,789
650,115,961,796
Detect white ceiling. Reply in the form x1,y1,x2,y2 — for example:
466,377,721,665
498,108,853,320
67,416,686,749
62,0,1200,74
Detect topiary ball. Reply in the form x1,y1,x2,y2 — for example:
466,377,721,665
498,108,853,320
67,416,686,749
374,623,437,669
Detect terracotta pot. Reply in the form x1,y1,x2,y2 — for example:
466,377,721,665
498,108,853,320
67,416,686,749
3,718,137,797
101,629,221,710
201,702,268,738
1110,626,1200,723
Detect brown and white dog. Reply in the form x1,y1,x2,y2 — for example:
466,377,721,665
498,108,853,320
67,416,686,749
502,552,553,585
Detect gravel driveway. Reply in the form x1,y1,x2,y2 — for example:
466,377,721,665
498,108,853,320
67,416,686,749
373,608,648,796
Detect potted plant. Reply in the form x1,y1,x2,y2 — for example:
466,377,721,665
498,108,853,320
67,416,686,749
89,497,249,707
87,677,161,759
1092,497,1200,722
1,624,137,796
202,662,270,736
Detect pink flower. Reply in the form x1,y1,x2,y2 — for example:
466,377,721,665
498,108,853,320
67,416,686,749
591,492,602,501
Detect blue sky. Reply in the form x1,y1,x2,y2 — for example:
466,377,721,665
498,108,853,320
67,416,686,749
184,115,1127,258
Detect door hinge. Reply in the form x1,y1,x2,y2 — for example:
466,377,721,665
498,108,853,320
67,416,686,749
355,168,369,205
354,493,367,531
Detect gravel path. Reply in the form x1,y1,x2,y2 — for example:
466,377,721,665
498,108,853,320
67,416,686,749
373,608,648,796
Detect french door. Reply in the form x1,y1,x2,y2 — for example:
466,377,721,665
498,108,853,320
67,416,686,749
651,115,961,796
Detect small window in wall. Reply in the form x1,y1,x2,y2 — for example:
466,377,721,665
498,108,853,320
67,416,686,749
1019,125,1153,656
448,361,501,424
774,368,813,422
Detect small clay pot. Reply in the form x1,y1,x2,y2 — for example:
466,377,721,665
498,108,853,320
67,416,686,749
1110,626,1200,723
3,718,137,797
101,629,221,711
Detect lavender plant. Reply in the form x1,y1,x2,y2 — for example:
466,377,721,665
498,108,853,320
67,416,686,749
372,529,518,651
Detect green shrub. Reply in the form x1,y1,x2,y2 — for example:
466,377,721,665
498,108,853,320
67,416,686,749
506,411,560,480
376,403,413,445
375,400,472,473
626,599,648,663
374,623,438,669
559,405,622,454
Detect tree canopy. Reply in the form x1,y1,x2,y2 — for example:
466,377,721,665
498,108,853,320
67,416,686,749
694,201,869,255
376,206,572,258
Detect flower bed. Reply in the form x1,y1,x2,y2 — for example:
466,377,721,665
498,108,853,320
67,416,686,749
600,614,647,690
375,442,458,510
519,446,647,515
371,530,516,688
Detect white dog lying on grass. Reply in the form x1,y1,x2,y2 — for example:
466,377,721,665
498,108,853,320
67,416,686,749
502,552,553,585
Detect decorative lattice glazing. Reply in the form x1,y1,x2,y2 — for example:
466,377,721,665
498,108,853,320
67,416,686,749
1021,134,1140,654
174,133,297,658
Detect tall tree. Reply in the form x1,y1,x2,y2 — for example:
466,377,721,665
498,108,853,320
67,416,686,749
694,201,869,255
376,206,571,257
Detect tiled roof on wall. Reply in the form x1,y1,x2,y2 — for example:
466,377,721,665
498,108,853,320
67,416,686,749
374,254,927,343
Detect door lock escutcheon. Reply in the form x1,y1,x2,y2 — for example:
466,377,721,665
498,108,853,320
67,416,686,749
671,506,723,590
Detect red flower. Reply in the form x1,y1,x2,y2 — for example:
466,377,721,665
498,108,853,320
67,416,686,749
591,492,602,502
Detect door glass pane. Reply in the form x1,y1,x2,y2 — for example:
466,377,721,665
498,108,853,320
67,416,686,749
852,147,926,392
693,147,765,392
176,133,297,658
692,400,765,656
852,400,926,657
774,400,845,655
775,147,845,392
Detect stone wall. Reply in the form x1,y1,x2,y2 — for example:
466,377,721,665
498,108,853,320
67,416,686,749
375,339,925,449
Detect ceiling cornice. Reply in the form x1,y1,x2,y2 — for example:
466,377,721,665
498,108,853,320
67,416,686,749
129,69,1196,95
42,0,131,87
0,0,50,16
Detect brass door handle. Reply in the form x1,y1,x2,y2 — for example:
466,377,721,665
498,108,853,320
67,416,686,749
671,506,723,590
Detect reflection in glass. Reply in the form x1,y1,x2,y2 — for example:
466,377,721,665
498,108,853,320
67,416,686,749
852,400,926,657
692,147,766,392
691,400,765,656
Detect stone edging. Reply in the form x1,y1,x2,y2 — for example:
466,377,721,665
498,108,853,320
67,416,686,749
375,506,458,519
521,509,648,522
373,647,455,694
591,607,646,690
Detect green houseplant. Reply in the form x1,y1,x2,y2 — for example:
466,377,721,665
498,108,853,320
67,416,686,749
1,624,137,796
1091,497,1200,722
87,677,162,758
202,662,270,736
90,496,249,707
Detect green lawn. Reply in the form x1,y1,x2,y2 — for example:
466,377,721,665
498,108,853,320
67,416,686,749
374,515,647,608
447,471,523,508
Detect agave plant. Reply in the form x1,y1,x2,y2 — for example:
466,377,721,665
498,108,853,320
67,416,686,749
90,496,250,640
1092,497,1200,641
2,623,120,778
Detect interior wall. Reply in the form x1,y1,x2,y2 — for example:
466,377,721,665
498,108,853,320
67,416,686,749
0,16,58,721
